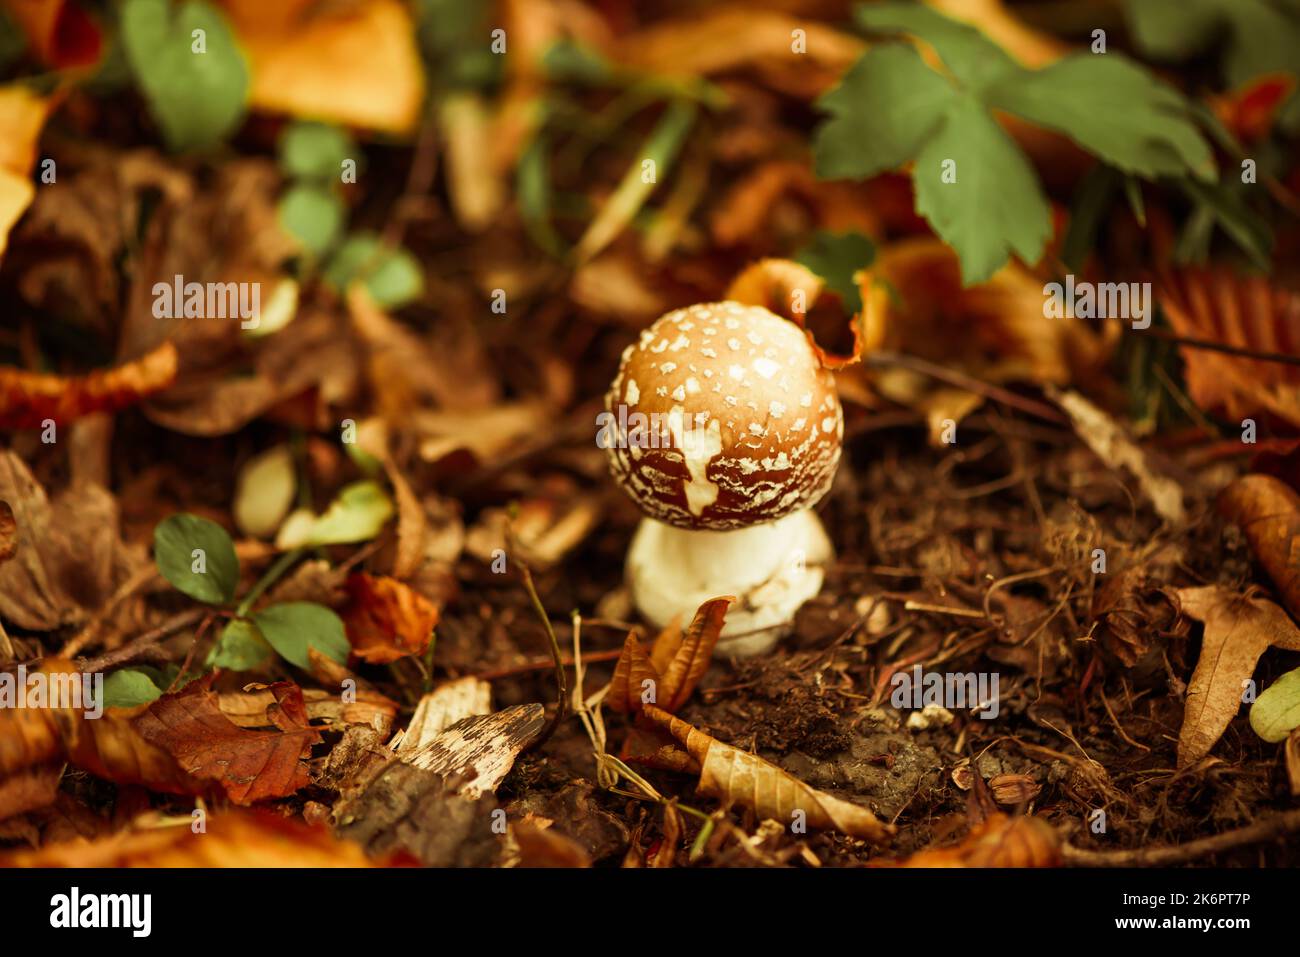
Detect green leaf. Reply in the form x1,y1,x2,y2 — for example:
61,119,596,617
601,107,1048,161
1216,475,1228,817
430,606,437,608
121,0,249,152
102,669,164,708
812,44,953,180
154,514,240,605
324,234,424,309
1179,177,1274,269
252,602,349,670
208,618,273,670
1250,667,1300,742
278,184,345,257
855,2,1017,93
278,121,357,182
794,231,876,312
275,480,395,549
913,94,1052,285
985,54,1215,181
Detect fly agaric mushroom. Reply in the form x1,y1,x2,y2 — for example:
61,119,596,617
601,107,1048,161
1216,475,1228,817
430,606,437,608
601,301,843,657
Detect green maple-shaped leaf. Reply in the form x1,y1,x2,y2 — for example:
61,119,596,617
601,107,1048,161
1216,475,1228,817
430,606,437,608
814,1,1215,284
913,94,1052,285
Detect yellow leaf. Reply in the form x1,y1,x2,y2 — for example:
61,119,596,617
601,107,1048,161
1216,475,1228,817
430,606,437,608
0,84,52,259
224,0,424,134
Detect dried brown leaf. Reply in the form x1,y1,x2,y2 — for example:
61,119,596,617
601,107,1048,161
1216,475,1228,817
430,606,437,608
134,676,321,804
659,596,733,712
1176,585,1300,767
1159,267,1300,428
606,632,661,715
1218,474,1300,620
642,704,892,843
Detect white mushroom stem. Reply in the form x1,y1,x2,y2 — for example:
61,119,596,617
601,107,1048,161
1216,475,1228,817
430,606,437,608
626,509,833,658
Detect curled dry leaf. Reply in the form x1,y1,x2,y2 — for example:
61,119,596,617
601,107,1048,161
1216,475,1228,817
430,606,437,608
607,632,660,715
659,596,733,713
892,813,1061,867
0,341,178,429
1158,268,1300,428
642,704,893,843
0,809,394,867
1218,474,1300,620
342,572,439,664
608,597,732,716
725,258,862,369
1176,585,1300,767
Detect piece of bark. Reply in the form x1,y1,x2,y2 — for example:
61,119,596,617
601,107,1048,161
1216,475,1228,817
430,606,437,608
334,704,544,866
396,677,491,754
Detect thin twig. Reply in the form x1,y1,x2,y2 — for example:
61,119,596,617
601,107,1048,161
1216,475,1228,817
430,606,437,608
73,608,207,674
1062,809,1300,866
519,563,568,752
865,351,1070,424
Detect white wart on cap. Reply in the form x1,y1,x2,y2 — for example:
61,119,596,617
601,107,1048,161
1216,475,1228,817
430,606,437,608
605,301,843,530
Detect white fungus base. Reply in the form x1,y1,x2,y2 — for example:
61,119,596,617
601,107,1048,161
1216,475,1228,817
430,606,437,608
626,510,833,658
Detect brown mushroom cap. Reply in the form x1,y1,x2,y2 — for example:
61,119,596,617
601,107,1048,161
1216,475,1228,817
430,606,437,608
603,301,843,531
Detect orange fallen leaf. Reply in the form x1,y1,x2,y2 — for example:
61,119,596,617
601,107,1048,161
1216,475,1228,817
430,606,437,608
0,660,200,794
1218,474,1300,620
134,676,322,804
642,704,893,843
224,0,424,134
0,808,398,867
1158,267,1300,428
0,340,178,429
1175,585,1300,767
891,813,1061,867
342,572,439,664
512,821,592,868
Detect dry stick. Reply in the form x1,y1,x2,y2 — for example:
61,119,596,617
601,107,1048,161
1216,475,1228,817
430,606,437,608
74,608,207,673
474,648,624,681
518,563,568,752
864,351,1070,425
1112,321,1300,369
1062,809,1300,867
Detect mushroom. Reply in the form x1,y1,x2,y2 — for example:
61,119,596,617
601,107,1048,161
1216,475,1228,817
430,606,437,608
601,300,843,657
